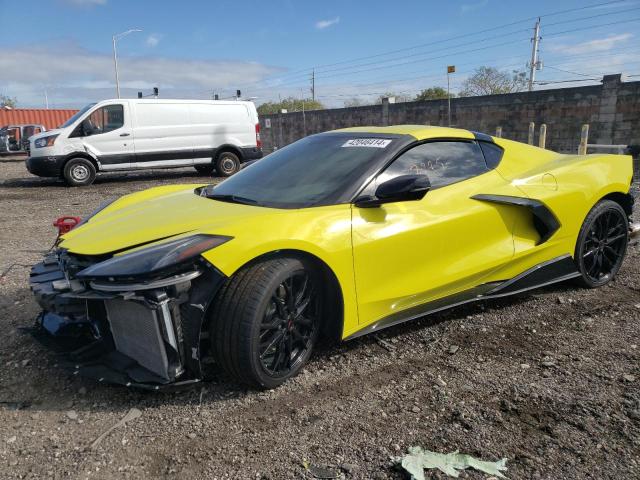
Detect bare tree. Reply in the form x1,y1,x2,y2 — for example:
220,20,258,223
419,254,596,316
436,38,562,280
459,67,527,96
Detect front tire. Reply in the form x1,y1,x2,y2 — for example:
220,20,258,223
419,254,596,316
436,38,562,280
210,257,321,389
215,151,241,177
62,158,96,186
574,199,628,288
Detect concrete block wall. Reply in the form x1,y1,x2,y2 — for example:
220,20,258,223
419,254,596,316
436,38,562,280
259,75,640,159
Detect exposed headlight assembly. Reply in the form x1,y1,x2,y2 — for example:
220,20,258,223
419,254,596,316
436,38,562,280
34,134,59,148
77,234,232,279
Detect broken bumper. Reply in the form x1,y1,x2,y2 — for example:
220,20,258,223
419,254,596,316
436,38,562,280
29,251,226,390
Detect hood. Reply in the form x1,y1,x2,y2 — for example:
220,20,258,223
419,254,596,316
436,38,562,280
59,185,281,256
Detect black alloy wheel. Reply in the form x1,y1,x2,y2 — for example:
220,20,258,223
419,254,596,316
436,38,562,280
210,257,322,389
259,271,318,377
575,199,628,288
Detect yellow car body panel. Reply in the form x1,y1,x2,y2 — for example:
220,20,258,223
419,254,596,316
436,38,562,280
57,125,634,342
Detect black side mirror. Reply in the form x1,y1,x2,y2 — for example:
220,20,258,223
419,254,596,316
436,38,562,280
355,174,430,208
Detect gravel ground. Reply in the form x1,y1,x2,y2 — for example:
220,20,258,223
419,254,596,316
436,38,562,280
0,155,639,480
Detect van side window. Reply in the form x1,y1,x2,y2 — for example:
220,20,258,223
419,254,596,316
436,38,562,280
84,105,124,136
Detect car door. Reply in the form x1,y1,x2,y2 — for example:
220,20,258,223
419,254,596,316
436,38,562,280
73,102,133,169
351,139,523,328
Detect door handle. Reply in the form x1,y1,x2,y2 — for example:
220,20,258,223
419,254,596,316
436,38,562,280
119,132,130,137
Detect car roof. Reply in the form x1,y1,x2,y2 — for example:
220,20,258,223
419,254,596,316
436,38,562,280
334,125,478,141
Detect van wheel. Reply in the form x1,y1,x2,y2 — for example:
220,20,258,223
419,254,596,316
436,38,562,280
215,152,240,177
194,164,215,175
63,158,96,186
210,257,322,389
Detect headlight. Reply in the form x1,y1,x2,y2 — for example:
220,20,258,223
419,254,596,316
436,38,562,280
34,134,59,148
76,234,232,279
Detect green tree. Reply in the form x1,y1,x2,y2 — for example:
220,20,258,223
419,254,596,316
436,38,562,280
257,97,324,115
459,67,527,96
0,95,17,108
414,87,451,101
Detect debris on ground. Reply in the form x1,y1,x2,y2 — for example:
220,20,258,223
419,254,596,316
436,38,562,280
302,460,338,479
397,446,508,479
89,408,142,450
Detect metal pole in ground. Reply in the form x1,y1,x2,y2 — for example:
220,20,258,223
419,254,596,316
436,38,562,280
578,124,589,155
539,124,547,149
528,122,535,145
495,126,502,138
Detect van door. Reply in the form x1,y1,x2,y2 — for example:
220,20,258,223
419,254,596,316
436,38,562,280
131,102,194,168
71,102,133,169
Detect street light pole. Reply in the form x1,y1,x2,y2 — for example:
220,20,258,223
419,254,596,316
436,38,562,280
112,29,142,99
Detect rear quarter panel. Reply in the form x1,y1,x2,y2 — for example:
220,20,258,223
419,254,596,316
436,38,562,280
498,146,633,267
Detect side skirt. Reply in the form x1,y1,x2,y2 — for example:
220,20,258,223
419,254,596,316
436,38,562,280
344,254,579,341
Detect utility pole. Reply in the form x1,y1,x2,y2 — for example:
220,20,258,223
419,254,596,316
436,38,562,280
528,18,541,92
311,69,315,101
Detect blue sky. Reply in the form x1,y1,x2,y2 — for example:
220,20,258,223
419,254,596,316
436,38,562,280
0,0,639,108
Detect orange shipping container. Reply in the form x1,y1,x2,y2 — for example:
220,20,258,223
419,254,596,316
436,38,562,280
0,109,79,130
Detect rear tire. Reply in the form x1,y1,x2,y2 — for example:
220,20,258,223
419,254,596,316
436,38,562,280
210,257,322,389
63,158,96,187
194,164,215,175
574,200,628,288
215,151,241,177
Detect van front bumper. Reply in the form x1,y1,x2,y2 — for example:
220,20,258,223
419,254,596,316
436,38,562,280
25,155,65,177
29,250,226,390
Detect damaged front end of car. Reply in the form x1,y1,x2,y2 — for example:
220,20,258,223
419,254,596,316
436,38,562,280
29,234,230,390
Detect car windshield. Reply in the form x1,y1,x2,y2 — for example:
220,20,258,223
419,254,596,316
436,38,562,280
205,133,397,208
60,103,97,128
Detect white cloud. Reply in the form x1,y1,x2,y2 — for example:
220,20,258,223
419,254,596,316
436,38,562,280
549,33,633,55
0,44,281,107
315,17,340,30
62,0,107,6
461,0,488,14
146,34,162,47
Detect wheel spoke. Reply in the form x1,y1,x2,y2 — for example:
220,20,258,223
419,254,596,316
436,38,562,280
260,329,285,358
258,270,318,376
605,233,626,245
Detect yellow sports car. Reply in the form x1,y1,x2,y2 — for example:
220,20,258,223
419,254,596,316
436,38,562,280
29,125,638,389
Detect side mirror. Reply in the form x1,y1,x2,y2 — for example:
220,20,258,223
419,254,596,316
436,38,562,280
355,174,430,208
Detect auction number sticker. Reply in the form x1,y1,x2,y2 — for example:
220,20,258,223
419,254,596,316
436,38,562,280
342,138,392,148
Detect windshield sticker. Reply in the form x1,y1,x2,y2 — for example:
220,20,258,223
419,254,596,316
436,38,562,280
342,138,392,148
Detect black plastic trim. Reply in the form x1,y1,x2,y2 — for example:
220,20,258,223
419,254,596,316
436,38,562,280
472,194,561,245
345,254,579,341
470,131,494,143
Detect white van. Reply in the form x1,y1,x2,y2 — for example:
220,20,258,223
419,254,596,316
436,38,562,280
26,99,262,186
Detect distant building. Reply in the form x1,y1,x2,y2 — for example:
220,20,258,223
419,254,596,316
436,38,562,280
0,108,79,130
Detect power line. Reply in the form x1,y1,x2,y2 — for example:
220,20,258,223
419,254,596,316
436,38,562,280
228,0,628,92
232,0,634,90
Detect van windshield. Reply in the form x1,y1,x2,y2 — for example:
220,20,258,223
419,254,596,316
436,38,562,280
203,133,400,208
60,103,97,128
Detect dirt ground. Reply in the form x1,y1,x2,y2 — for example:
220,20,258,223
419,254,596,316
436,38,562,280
0,154,638,480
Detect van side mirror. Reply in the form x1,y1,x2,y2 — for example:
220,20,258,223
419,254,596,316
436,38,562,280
355,174,431,208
